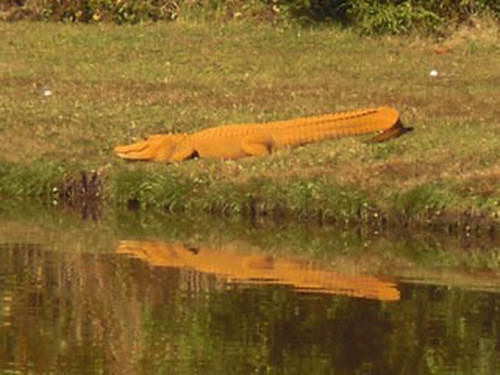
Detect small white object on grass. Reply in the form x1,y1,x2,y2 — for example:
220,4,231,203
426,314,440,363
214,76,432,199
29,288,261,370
429,70,438,77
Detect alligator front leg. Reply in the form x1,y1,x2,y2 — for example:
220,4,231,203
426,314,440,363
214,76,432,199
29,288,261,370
170,145,198,162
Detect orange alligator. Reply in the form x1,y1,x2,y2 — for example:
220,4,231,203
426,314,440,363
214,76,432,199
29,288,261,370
116,240,400,301
114,106,411,162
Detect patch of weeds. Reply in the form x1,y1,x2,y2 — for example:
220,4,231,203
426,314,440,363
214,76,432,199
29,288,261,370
109,169,377,223
466,249,500,270
189,182,252,216
368,142,404,161
391,183,459,223
248,178,315,219
243,176,375,223
348,1,443,35
319,183,376,223
54,170,104,219
0,160,65,200
111,169,193,211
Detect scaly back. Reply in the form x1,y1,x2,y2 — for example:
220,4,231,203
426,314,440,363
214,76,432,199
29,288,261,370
192,106,404,146
265,106,402,147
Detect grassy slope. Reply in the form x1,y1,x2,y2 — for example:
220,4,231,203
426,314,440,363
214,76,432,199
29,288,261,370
0,20,499,228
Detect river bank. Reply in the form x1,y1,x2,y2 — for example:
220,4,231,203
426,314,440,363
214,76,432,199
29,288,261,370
1,21,499,233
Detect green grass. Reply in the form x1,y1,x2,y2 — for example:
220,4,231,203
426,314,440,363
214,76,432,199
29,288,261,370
0,20,499,230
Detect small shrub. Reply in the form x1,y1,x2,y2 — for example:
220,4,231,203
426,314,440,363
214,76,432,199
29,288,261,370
1,0,181,23
275,0,350,23
347,1,442,35
0,0,498,34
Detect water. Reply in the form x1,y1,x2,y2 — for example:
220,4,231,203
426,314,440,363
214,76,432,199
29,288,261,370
1,205,500,374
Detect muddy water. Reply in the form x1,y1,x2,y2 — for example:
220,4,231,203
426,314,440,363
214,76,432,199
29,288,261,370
1,204,500,374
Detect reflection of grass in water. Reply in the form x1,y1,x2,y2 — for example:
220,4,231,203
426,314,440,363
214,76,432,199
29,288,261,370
0,200,119,253
1,200,500,279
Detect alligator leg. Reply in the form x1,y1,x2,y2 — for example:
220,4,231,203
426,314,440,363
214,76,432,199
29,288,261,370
366,120,413,143
240,134,274,157
170,146,198,162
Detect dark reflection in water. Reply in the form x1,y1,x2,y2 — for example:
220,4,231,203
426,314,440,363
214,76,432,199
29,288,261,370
1,240,500,374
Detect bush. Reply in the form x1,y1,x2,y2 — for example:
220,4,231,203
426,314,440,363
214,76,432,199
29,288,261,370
346,1,442,35
0,0,498,34
1,0,181,23
284,0,499,34
345,0,499,34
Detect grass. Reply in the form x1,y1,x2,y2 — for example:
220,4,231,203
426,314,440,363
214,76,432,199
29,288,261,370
0,19,499,231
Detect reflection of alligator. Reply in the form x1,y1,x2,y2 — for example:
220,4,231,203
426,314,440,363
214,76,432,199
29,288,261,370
114,107,410,162
116,240,400,301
